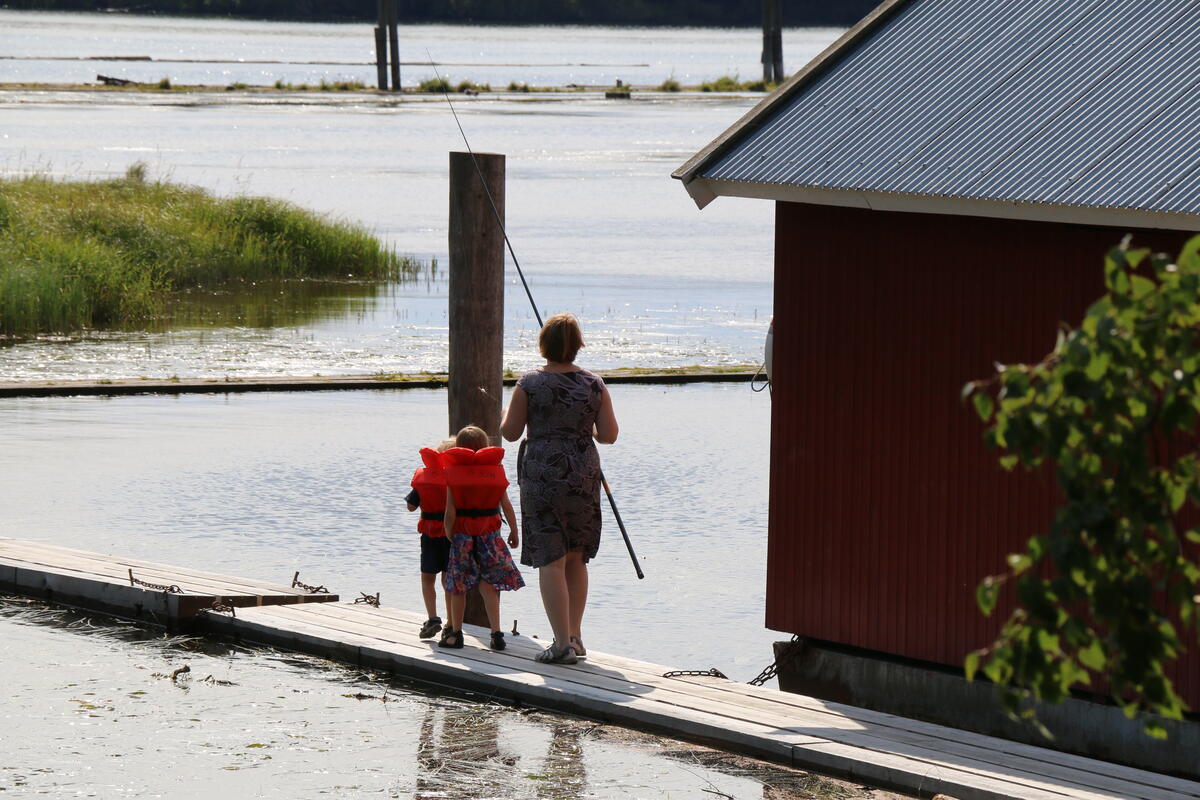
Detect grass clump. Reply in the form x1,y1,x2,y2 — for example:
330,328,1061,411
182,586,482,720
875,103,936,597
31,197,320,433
156,77,172,90
507,81,532,92
455,80,490,93
658,78,681,92
0,164,415,336
318,78,367,91
418,77,453,93
699,75,744,92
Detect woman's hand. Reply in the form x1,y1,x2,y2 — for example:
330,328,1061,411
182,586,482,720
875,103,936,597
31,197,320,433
507,528,519,548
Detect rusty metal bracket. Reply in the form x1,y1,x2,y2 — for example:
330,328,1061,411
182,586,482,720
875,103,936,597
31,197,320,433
291,571,328,594
128,568,182,594
353,591,380,607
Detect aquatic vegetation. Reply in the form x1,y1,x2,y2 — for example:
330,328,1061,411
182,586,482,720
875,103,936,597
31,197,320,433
418,77,453,93
417,78,489,94
455,80,491,93
507,81,532,92
156,77,172,90
658,78,682,92
0,165,415,335
699,75,745,92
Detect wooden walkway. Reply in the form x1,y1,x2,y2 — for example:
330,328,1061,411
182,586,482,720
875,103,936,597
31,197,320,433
2,538,1198,800
0,368,755,398
0,538,338,623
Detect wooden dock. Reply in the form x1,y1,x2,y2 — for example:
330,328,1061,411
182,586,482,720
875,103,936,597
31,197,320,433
0,538,338,623
2,538,1198,800
0,368,756,398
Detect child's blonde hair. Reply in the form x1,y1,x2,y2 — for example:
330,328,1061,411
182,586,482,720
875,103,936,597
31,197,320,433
436,438,456,452
454,425,489,450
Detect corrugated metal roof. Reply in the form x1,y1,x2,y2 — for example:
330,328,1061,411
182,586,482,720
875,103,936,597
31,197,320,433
694,0,1200,219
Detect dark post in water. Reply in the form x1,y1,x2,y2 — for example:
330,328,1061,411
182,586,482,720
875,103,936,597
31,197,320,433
448,151,506,629
761,0,784,85
375,0,400,91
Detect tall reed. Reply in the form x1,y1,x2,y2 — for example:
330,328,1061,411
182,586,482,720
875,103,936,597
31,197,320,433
0,167,416,335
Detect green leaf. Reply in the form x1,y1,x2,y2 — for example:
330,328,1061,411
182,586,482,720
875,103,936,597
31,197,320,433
964,651,980,682
973,392,994,422
1130,274,1155,300
1078,640,1105,671
999,454,1019,471
1085,352,1110,381
977,578,1000,616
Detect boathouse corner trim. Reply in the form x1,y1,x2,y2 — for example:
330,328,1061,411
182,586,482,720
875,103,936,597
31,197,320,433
671,0,913,205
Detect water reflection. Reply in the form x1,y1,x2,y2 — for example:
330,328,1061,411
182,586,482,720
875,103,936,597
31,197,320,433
0,598,902,799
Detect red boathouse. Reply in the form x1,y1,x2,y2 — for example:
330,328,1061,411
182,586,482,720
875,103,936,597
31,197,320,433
676,0,1200,772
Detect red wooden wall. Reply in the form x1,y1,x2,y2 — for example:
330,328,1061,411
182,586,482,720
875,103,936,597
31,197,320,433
767,201,1199,708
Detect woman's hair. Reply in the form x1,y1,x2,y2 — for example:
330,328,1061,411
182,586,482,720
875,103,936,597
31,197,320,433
538,313,584,364
454,425,489,450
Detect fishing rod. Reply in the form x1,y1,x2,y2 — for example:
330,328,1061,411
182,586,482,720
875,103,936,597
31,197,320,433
429,54,645,580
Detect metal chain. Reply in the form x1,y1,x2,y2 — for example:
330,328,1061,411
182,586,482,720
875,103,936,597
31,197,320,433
354,591,380,607
662,668,729,680
748,634,802,686
128,568,182,594
291,571,328,594
208,597,236,617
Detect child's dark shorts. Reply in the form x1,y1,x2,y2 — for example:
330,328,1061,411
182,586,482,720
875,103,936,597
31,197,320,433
420,534,451,575
443,530,525,594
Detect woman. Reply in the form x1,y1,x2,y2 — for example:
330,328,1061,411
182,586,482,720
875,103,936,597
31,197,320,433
500,313,619,664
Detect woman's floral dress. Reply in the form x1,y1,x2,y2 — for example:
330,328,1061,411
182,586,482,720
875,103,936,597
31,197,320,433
516,368,604,568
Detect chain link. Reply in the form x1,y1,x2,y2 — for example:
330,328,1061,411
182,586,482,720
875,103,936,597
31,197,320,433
353,591,380,607
748,634,802,686
662,668,729,680
208,596,236,617
291,571,329,594
128,568,182,594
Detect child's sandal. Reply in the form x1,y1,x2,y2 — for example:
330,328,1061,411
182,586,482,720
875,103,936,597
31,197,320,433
437,627,463,649
490,631,506,651
419,616,443,639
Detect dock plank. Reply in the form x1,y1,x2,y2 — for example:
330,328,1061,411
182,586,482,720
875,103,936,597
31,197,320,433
206,603,1197,800
0,538,338,620
272,603,1200,800
4,538,1197,800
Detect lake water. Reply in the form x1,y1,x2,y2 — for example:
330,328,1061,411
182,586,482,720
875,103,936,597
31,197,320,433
0,12,853,797
0,10,845,381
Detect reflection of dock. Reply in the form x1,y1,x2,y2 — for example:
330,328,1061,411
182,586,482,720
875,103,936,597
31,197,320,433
0,538,338,623
2,538,1196,800
0,368,755,398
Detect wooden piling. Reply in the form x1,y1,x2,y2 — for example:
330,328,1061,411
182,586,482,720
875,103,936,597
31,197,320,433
448,151,506,629
447,151,505,443
374,24,388,90
387,0,401,93
761,0,784,84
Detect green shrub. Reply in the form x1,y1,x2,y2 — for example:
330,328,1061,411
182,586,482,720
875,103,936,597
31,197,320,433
0,171,417,335
418,77,453,93
455,80,489,93
508,81,532,92
156,77,172,90
658,78,681,92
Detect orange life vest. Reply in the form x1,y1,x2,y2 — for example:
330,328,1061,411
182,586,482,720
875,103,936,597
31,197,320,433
410,447,448,538
443,446,508,535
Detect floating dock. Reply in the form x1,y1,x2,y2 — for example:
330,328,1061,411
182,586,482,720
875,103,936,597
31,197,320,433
2,537,1197,800
0,538,338,623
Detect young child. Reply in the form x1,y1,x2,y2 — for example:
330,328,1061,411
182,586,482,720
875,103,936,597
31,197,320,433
406,438,456,639
438,424,524,651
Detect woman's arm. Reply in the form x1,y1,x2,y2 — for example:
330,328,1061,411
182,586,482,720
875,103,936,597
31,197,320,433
500,385,528,442
443,489,457,535
594,384,619,444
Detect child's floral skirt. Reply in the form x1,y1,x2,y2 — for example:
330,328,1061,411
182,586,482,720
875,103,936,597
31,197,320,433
443,530,525,594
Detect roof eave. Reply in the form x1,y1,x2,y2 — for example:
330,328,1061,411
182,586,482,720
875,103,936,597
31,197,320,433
704,178,1200,233
672,0,914,206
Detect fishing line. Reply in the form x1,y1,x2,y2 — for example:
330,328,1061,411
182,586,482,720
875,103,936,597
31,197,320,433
429,54,645,580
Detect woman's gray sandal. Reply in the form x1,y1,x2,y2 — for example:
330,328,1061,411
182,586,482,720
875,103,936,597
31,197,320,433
535,642,577,665
570,636,587,659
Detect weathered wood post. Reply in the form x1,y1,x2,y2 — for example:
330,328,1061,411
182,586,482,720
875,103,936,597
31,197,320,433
448,151,505,441
386,0,401,93
761,0,784,84
374,0,388,90
448,151,506,629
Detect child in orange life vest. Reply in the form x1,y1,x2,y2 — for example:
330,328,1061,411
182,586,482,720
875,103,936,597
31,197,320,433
438,424,525,651
406,438,457,639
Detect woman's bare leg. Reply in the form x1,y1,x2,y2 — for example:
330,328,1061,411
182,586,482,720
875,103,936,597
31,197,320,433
447,592,465,632
564,551,588,642
538,556,572,648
